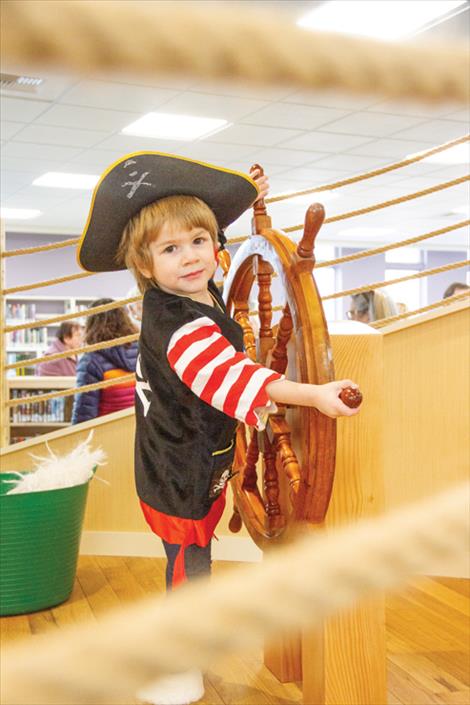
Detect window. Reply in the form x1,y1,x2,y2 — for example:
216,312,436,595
385,247,422,264
385,269,422,312
314,266,339,321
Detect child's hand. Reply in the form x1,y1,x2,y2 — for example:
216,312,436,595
250,167,270,202
312,380,361,418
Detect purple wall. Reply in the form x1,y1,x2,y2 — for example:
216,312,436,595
5,232,135,299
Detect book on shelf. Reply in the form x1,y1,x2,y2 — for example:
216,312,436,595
6,301,37,320
6,352,36,377
10,389,69,424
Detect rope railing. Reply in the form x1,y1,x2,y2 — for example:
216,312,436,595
5,374,136,409
323,258,470,301
225,175,469,245
317,220,470,269
282,175,469,233
266,135,470,204
370,290,470,328
1,237,80,259
1,271,93,296
1,481,468,704
5,334,140,372
4,296,142,334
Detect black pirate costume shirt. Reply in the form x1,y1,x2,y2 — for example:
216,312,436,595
135,280,283,584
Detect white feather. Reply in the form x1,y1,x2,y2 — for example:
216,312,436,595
6,431,107,495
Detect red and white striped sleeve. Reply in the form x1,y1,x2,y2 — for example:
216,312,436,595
167,316,283,430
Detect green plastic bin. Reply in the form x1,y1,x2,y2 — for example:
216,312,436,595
0,472,91,616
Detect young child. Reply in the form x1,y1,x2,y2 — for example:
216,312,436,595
78,152,360,704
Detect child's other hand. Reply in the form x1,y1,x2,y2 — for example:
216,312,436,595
313,380,361,418
250,167,269,202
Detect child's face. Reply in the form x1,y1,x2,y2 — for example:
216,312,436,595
140,221,217,300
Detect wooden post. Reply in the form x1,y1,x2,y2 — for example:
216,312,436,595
0,219,9,448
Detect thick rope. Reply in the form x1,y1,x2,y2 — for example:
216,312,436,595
2,0,468,102
5,374,136,409
266,135,470,204
1,237,80,259
5,334,139,372
323,258,470,301
1,482,468,705
370,290,470,328
2,271,93,296
316,220,470,269
4,297,142,334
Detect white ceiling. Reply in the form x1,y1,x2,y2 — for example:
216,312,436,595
1,0,469,250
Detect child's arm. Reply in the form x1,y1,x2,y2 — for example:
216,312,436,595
167,316,360,429
265,378,360,419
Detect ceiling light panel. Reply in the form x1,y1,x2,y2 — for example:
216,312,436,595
297,1,467,40
1,207,42,220
32,172,99,189
121,112,230,141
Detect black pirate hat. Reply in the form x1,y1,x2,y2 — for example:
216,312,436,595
77,151,259,272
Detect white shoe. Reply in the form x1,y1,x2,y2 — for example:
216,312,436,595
136,668,204,705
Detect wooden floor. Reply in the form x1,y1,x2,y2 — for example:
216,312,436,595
1,556,469,705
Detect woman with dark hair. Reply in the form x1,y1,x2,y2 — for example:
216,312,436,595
71,298,138,424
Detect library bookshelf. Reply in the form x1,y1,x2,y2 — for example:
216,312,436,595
5,295,95,376
8,376,76,444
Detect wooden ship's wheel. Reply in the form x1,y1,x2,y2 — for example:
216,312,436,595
222,167,337,549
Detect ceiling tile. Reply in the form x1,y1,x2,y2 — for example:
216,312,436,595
92,133,187,153
12,124,109,148
36,104,140,131
279,132,373,152
281,90,378,110
310,154,391,173
275,166,350,183
189,79,295,101
206,124,303,146
2,141,82,163
392,120,467,143
169,142,256,163
245,147,325,167
66,148,128,169
317,112,425,137
1,97,52,123
0,121,25,140
1,188,70,209
346,138,435,159
1,156,66,175
59,80,178,111
240,103,348,130
368,99,463,118
152,91,270,121
443,108,470,122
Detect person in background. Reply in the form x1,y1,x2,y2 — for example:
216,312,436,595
347,290,398,324
443,281,469,299
71,298,138,424
36,322,83,376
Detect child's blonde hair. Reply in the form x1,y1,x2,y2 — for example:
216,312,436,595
117,195,219,293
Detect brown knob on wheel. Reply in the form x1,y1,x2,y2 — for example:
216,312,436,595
339,387,363,409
